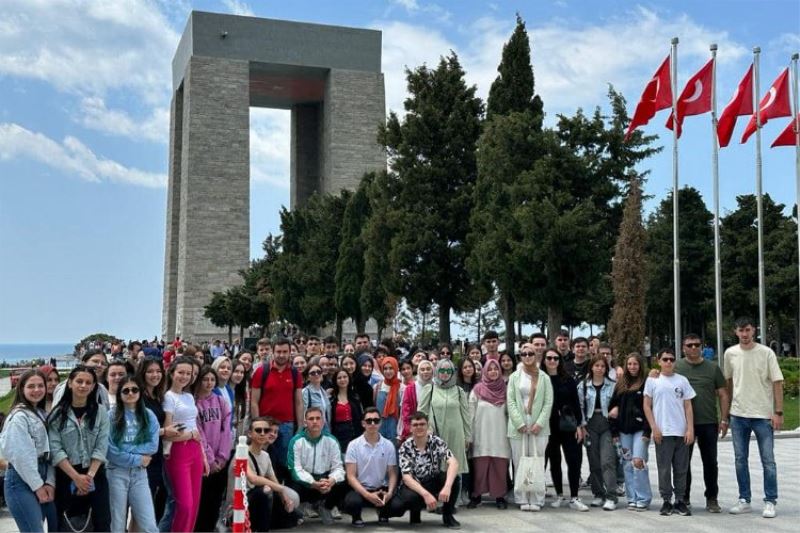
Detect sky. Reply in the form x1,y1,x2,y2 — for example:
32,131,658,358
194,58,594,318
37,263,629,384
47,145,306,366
0,0,798,343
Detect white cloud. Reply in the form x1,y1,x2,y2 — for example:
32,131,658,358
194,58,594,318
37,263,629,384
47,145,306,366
0,123,166,187
250,108,290,189
222,0,255,17
77,97,169,143
770,32,800,54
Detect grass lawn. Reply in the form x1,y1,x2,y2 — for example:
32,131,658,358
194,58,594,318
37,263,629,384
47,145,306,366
0,389,14,414
784,392,799,431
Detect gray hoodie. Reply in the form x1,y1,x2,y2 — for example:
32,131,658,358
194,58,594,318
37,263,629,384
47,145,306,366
0,406,55,491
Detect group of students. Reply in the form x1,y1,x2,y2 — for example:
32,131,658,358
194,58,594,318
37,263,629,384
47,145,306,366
0,318,785,532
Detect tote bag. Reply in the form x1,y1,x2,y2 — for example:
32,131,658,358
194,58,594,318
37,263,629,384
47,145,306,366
513,433,545,494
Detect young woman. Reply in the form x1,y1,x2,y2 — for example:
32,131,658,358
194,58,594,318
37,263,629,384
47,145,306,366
48,364,111,531
194,366,233,533
212,356,235,419
106,360,129,409
39,365,60,413
107,376,160,533
0,369,57,532
340,354,357,377
373,357,403,443
610,353,652,511
246,417,302,532
302,363,332,430
163,356,207,532
466,344,483,366
399,359,415,387
499,352,516,383
410,350,426,370
400,359,433,441
230,359,249,439
328,368,363,455
418,359,471,480
292,355,308,375
541,348,588,512
457,358,478,394
353,354,375,409
468,359,511,509
437,344,453,360
237,351,254,375
578,354,618,511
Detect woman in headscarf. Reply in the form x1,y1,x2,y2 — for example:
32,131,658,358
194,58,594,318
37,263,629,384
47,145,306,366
373,356,404,443
418,359,471,480
352,354,375,410
399,360,433,442
468,359,511,509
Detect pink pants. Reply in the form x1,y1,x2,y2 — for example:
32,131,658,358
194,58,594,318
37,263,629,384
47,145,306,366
165,440,204,532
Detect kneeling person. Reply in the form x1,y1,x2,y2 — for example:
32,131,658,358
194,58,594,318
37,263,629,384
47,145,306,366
343,408,399,527
388,412,460,529
288,407,347,525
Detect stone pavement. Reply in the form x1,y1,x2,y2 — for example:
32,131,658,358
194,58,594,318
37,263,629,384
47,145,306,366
1,435,797,532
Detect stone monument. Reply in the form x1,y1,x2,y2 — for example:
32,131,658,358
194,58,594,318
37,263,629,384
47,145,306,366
162,11,386,342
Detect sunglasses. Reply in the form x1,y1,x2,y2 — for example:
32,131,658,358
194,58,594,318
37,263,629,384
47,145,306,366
684,343,701,348
520,352,535,358
545,356,560,361
410,422,427,427
660,357,676,363
438,368,454,374
364,418,381,425
252,427,278,435
308,370,322,376
121,387,140,395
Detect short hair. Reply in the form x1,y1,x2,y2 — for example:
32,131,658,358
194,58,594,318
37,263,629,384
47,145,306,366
305,406,324,418
572,336,589,348
362,407,381,420
682,333,701,343
410,411,429,423
598,342,613,353
734,317,755,329
249,416,273,430
82,349,104,362
482,330,499,341
657,347,675,359
272,337,292,350
556,330,570,339
529,332,547,342
307,336,321,343
183,345,198,358
323,335,339,345
256,338,270,348
355,333,370,341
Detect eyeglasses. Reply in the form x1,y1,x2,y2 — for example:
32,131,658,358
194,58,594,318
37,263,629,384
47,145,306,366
545,356,560,361
121,387,140,395
364,418,381,425
520,352,535,358
308,370,322,376
660,357,676,363
684,343,701,348
253,427,278,435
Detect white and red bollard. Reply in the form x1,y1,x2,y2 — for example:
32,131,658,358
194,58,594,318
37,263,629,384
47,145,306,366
232,435,251,533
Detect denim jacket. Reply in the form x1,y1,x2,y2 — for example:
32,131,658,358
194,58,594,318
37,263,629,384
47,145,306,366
107,407,160,469
48,404,110,468
577,377,616,426
0,406,55,491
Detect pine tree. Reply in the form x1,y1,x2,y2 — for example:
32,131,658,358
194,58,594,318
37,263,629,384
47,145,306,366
607,178,647,357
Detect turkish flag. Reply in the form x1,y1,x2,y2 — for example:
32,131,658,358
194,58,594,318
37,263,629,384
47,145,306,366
717,65,753,148
741,68,791,144
624,56,672,142
770,114,800,148
666,59,713,137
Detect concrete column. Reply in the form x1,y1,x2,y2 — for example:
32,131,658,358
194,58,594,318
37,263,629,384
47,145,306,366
322,69,386,193
174,56,250,341
290,103,322,208
162,87,183,341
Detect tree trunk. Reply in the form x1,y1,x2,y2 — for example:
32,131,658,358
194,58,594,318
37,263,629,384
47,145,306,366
477,307,482,345
355,313,366,336
335,315,344,344
503,294,516,357
517,321,522,339
227,325,233,345
239,326,244,344
438,304,451,344
547,304,563,343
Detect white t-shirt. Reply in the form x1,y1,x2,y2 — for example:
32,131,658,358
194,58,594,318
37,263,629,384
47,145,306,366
163,390,198,432
723,343,784,419
644,373,696,437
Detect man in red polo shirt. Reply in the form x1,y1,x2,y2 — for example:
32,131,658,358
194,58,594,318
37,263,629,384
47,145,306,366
251,337,304,477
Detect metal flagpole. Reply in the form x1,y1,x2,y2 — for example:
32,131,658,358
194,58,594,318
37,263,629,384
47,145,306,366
710,44,724,366
792,53,800,352
672,37,682,355
753,47,767,344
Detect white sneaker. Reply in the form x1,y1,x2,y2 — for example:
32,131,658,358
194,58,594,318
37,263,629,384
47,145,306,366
729,499,752,514
603,499,617,511
520,504,531,511
331,506,342,520
569,498,589,512
550,496,565,509
762,502,776,518
529,504,542,512
591,497,604,507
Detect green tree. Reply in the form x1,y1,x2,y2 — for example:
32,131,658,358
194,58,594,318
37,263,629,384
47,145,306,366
204,291,235,343
607,178,647,356
379,52,484,342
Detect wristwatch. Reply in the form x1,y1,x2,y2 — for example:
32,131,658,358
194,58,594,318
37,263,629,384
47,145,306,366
775,411,783,416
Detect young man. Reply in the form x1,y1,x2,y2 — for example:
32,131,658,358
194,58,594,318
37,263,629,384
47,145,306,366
723,317,784,519
250,338,304,480
676,333,729,513
388,412,461,529
529,333,548,365
482,330,500,361
306,336,322,357
570,337,590,382
355,333,371,354
253,338,272,370
323,336,340,358
644,348,695,517
555,330,574,363
343,408,399,528
287,407,347,525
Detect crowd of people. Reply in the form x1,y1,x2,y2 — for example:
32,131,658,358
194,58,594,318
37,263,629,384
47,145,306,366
0,317,785,532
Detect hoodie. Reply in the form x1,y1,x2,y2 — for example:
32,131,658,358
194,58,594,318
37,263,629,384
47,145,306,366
196,393,232,468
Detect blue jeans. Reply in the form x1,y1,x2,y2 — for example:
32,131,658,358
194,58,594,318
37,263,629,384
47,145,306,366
619,431,652,506
730,415,778,503
268,421,295,481
4,463,57,533
158,459,175,532
108,465,159,533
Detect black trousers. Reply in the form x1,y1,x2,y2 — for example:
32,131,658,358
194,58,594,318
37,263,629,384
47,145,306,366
290,480,348,509
546,430,582,498
685,423,719,501
342,487,391,520
387,473,460,518
54,465,111,533
248,488,274,532
194,466,227,532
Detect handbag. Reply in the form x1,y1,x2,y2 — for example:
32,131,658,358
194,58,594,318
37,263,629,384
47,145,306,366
60,494,93,533
513,431,545,495
559,406,579,433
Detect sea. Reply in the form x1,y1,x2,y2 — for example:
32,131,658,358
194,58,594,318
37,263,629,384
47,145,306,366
0,343,75,365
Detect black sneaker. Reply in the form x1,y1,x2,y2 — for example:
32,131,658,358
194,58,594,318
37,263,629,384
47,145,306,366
352,518,366,528
443,515,461,529
660,501,673,516
674,501,691,516
467,497,481,509
410,510,421,524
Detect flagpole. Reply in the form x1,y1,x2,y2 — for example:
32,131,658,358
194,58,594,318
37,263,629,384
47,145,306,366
710,43,724,365
671,37,682,356
792,52,800,351
753,47,768,344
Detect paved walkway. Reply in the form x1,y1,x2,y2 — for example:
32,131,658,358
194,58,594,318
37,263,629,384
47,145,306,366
1,435,797,532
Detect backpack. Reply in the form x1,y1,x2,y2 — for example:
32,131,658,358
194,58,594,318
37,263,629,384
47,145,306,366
258,363,300,391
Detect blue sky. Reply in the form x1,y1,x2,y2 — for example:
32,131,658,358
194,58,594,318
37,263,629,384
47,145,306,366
0,0,798,343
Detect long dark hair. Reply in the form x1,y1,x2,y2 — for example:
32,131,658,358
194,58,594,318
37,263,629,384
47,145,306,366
192,366,218,397
615,352,648,394
230,359,248,422
540,348,569,380
11,369,47,412
111,376,150,446
135,358,166,404
332,367,360,402
48,365,100,431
